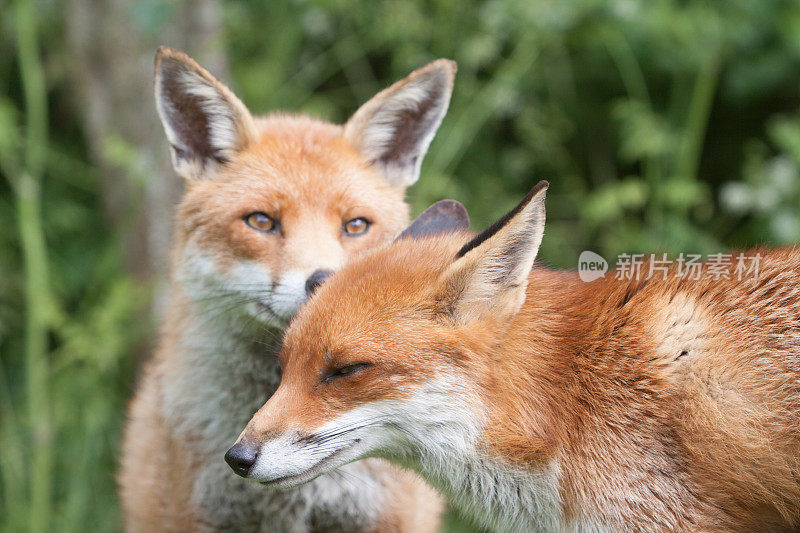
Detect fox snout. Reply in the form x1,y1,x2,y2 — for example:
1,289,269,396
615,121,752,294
224,399,377,489
224,429,356,489
305,269,333,296
224,441,258,477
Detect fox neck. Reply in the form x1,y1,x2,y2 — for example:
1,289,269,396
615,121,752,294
404,444,565,532
396,413,566,532
429,267,694,530
474,269,590,462
159,285,285,455
406,269,612,530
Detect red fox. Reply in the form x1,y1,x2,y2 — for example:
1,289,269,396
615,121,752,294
118,47,455,532
230,181,800,531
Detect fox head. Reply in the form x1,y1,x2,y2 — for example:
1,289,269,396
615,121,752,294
154,47,456,326
227,182,549,488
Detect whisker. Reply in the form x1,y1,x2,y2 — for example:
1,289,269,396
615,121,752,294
300,416,389,446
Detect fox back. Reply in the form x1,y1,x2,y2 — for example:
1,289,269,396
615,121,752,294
119,48,454,532
234,183,800,532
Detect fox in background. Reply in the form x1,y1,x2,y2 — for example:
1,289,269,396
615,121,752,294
118,47,455,532
230,181,800,532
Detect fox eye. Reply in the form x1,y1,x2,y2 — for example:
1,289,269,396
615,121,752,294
322,362,371,383
244,212,278,233
343,217,370,236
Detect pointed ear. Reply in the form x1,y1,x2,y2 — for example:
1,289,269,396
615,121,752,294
154,47,258,181
397,200,470,241
344,59,456,189
437,181,549,325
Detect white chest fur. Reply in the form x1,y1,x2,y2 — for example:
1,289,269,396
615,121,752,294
418,449,564,532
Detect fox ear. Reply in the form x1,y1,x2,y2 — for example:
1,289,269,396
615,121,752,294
437,181,549,325
397,200,470,241
344,59,456,189
154,47,258,181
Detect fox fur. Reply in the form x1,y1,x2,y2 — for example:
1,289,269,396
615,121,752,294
118,47,455,532
234,183,800,531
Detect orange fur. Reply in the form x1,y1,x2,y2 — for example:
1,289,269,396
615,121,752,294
119,48,453,532
239,201,800,531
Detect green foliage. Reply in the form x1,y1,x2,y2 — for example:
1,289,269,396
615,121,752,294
221,0,800,265
3,0,800,531
721,114,800,244
1,2,148,531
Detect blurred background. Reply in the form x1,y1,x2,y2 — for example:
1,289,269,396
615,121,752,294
3,0,800,531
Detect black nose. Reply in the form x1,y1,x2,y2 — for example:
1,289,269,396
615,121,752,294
224,442,258,477
305,269,333,296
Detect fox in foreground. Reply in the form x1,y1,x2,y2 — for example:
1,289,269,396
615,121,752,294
229,181,800,531
119,47,455,531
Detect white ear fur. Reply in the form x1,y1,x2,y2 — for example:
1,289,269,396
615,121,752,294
154,47,257,181
344,59,456,189
441,181,549,324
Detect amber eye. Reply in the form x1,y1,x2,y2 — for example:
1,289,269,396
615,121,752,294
343,217,370,236
244,212,278,233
